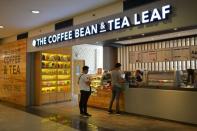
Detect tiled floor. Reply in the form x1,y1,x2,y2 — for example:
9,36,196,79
1,101,197,131
0,104,77,131
30,102,197,131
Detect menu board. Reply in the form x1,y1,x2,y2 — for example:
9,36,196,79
190,46,197,59
0,39,27,106
141,51,148,62
148,51,157,62
172,47,190,60
157,49,172,61
129,51,142,63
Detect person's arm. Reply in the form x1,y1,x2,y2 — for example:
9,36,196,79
84,75,91,86
119,72,125,83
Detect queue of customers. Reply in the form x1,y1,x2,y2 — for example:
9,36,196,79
78,63,143,117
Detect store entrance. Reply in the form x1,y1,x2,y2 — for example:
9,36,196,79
31,43,123,110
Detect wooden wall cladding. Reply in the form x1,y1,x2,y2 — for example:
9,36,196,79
88,88,125,111
0,39,27,106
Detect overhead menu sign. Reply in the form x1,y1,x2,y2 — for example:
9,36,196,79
32,4,172,47
190,46,197,59
172,47,190,60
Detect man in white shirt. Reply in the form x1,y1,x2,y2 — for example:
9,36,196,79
78,66,91,117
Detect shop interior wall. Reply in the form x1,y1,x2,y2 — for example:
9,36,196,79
103,46,118,71
0,39,27,106
72,44,103,74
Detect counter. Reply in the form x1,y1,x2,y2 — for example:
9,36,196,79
87,74,124,110
88,88,124,110
124,87,197,124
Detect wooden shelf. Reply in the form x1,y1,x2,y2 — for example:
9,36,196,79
39,52,72,105
42,74,57,75
42,60,70,62
42,79,57,81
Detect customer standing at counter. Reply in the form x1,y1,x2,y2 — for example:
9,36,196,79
78,66,92,117
108,63,125,114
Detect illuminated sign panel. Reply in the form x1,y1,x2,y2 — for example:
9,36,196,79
32,4,171,47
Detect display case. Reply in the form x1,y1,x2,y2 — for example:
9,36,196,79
90,75,102,96
40,53,71,104
88,74,124,110
146,71,176,87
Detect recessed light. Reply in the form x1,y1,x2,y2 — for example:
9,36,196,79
0,25,4,29
174,28,178,31
32,10,40,14
141,34,145,36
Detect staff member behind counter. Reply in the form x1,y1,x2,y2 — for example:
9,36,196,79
132,69,144,87
135,70,143,82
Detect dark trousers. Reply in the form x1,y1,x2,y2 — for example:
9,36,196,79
79,90,91,114
108,87,121,112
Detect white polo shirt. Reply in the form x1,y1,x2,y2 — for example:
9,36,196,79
79,74,91,91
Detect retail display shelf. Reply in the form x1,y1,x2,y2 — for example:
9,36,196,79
40,52,72,104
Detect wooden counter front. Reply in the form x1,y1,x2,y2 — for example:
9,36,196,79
88,87,125,111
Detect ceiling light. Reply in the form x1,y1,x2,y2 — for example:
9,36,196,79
141,34,145,36
32,10,40,14
0,25,4,29
173,28,178,31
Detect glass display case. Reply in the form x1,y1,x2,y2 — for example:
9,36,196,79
88,73,124,110
90,75,102,96
146,71,176,87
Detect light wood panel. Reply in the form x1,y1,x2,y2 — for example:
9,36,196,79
0,39,27,106
88,88,125,111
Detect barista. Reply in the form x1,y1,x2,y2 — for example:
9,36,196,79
135,70,143,86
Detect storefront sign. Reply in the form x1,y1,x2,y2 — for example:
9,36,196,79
32,4,171,47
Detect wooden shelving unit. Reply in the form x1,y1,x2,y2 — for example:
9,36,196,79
35,52,72,105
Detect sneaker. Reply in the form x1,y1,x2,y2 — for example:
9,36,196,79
84,113,92,117
108,110,113,114
115,111,121,115
80,113,88,117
